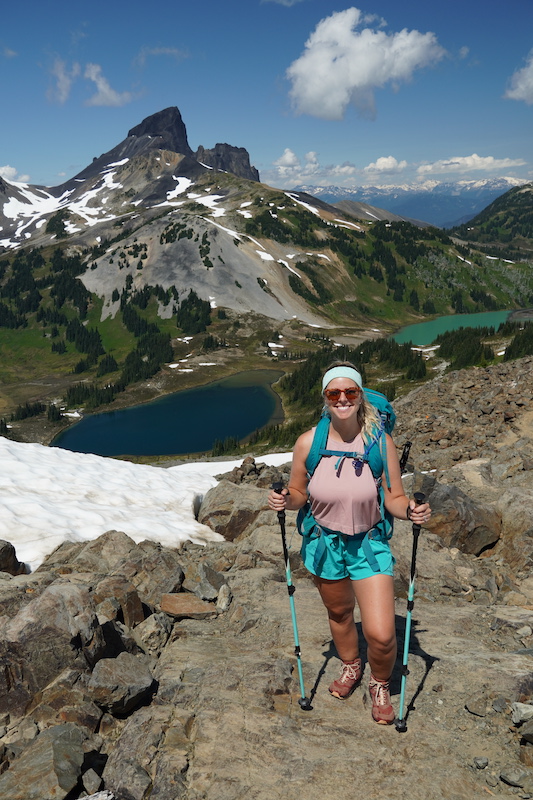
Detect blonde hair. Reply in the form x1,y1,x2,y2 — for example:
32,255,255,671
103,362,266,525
322,360,381,444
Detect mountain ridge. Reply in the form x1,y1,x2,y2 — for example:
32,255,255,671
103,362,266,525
1,106,532,427
294,177,529,228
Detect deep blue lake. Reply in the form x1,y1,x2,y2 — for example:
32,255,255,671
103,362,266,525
51,370,283,458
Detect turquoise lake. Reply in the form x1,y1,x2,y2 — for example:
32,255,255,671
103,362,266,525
392,310,513,346
51,370,283,458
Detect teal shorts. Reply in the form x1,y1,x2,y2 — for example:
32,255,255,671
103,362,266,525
301,528,395,581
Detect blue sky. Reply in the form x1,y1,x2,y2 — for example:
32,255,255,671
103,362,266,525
1,0,532,189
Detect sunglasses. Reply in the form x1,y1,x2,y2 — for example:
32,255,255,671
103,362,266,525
324,387,361,402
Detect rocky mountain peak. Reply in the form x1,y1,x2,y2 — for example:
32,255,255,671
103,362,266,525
127,106,194,158
57,106,259,190
196,143,260,182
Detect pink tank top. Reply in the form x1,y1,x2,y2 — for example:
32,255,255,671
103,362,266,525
308,432,381,535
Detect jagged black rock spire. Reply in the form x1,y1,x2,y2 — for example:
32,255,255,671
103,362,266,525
128,107,194,158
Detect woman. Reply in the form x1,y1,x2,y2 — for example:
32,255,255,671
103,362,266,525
268,361,431,724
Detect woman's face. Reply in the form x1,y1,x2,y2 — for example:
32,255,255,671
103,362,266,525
323,377,362,424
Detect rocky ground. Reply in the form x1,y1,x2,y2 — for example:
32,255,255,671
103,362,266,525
0,356,532,799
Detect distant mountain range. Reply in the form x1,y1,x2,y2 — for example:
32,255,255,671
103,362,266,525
293,178,529,228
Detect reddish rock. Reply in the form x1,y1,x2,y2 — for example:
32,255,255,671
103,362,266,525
160,593,217,619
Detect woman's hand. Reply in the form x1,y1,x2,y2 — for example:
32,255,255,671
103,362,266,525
268,486,289,512
407,499,432,526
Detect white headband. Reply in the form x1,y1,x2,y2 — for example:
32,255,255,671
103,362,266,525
322,366,363,392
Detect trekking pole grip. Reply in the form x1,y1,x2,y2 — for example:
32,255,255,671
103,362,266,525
412,491,426,532
271,481,285,523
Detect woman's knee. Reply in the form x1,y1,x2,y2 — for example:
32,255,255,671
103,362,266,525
365,628,396,654
326,603,355,625
315,577,355,623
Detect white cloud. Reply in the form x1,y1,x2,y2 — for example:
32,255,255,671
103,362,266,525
272,148,322,181
505,49,533,105
330,162,358,177
3,46,17,58
135,46,188,68
286,7,447,120
267,148,357,185
48,58,81,104
84,63,133,107
364,156,408,174
0,165,30,183
458,46,469,60
273,148,300,168
417,153,526,176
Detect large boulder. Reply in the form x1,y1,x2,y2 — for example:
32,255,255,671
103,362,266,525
0,582,105,716
37,530,139,575
0,540,26,576
88,652,155,716
0,723,87,799
197,480,273,541
417,474,501,555
102,705,191,800
110,539,185,608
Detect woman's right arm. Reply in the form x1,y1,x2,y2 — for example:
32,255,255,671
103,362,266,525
268,429,313,512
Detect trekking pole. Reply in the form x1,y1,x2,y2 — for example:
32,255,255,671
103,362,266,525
399,441,412,475
271,481,312,711
395,491,426,733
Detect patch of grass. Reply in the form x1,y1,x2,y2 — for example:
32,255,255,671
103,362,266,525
0,327,80,383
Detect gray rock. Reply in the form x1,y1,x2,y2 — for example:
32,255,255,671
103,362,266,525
417,476,501,555
88,652,155,715
0,540,26,576
83,767,104,795
0,583,105,716
102,705,188,800
94,575,145,629
473,757,489,769
183,562,227,601
38,530,138,574
133,612,172,656
197,480,272,540
500,768,528,787
0,571,57,618
111,539,185,608
215,583,233,613
22,667,101,732
0,723,87,799
465,692,491,717
520,718,533,744
512,702,533,724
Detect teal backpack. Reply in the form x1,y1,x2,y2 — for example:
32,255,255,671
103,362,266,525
296,388,396,573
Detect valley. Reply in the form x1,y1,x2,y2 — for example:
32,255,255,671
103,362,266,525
0,107,532,455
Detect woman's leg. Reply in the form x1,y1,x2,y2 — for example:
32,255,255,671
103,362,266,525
353,573,396,681
314,575,359,661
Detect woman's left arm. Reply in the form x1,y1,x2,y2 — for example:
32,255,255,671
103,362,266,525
382,434,431,525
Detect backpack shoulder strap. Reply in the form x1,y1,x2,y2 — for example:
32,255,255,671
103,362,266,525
305,414,330,478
